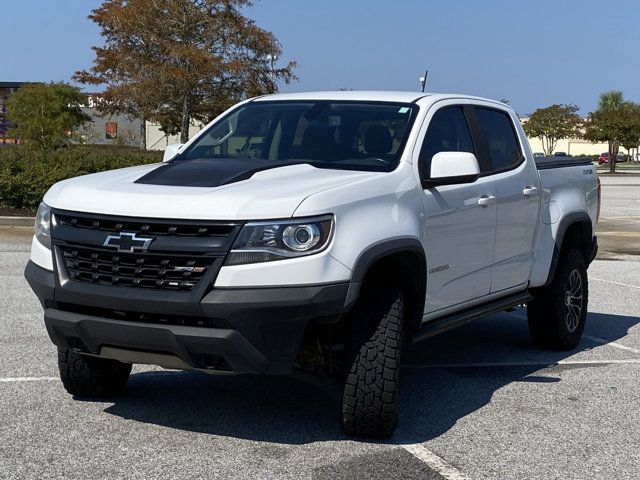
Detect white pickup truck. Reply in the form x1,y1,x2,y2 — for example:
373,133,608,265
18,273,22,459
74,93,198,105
25,91,599,438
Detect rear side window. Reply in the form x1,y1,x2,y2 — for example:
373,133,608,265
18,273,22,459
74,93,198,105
419,107,475,178
474,108,521,171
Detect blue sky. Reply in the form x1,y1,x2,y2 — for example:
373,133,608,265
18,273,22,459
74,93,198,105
4,0,639,115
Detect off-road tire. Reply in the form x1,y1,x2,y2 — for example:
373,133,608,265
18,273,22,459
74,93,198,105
58,348,132,397
528,249,588,350
341,286,403,438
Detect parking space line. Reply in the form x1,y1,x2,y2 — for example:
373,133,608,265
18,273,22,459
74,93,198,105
596,231,640,237
402,358,640,368
0,376,57,383
504,310,640,355
590,277,640,290
583,335,640,355
403,359,640,368
402,443,470,480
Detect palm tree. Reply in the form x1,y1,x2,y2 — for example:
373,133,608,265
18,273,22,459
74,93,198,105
598,90,624,112
598,91,625,173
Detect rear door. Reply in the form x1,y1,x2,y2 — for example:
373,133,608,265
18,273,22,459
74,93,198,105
418,103,498,314
470,106,541,292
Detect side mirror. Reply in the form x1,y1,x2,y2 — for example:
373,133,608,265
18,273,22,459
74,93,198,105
422,152,480,188
163,143,184,162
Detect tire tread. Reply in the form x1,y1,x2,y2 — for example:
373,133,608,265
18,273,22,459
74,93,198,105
58,348,131,397
341,287,403,438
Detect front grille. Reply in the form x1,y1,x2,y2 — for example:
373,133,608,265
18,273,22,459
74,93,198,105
60,246,214,291
52,210,241,292
56,213,236,238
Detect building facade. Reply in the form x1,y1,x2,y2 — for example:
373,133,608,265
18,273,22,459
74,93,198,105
0,82,26,145
76,95,144,147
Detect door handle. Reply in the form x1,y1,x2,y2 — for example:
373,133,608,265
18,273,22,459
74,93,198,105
477,195,496,207
523,186,539,197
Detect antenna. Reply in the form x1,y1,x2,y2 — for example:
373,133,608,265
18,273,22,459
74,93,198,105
419,69,428,93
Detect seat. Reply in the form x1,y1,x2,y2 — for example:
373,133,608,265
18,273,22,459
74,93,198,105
300,126,337,159
363,125,393,155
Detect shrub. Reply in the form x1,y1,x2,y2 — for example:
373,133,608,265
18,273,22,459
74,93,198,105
6,82,92,151
0,145,162,211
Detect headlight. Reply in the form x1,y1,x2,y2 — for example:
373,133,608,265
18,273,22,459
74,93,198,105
35,202,51,249
225,215,334,266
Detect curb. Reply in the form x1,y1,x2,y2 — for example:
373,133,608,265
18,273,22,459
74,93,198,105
598,173,640,177
0,216,35,227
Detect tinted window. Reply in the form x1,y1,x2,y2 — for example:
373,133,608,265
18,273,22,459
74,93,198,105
419,107,474,178
475,108,521,171
180,102,417,172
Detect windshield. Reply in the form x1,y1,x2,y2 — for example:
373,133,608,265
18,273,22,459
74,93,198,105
179,101,418,172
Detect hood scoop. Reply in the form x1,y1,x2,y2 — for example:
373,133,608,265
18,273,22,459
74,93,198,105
135,158,313,188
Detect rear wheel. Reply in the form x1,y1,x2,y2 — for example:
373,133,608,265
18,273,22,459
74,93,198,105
528,249,588,350
58,348,132,397
341,286,404,438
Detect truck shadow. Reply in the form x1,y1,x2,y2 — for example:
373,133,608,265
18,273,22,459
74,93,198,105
100,310,639,445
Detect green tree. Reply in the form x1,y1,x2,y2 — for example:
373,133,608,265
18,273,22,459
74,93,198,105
75,0,297,144
6,82,91,151
619,103,640,162
523,104,582,156
584,92,640,173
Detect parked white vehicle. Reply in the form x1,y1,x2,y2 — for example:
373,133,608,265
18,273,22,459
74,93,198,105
26,91,599,437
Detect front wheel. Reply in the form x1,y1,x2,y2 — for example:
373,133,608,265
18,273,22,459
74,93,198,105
528,249,588,350
58,348,132,397
341,286,404,438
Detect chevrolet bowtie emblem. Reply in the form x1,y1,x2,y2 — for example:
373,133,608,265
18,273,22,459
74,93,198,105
103,232,154,253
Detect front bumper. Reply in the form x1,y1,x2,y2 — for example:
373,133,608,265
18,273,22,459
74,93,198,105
25,261,350,374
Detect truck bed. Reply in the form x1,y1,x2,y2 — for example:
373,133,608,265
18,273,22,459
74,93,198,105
535,156,594,170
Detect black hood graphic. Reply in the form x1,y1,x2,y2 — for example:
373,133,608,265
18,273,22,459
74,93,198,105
135,158,310,188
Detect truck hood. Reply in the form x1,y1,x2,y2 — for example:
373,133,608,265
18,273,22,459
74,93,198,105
44,161,377,220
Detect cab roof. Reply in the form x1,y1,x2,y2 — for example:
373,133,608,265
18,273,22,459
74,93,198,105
253,90,507,107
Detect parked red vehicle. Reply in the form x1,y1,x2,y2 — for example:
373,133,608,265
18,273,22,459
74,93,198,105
598,152,626,164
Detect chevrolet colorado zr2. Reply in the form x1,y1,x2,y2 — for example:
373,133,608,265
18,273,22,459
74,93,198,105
25,91,599,438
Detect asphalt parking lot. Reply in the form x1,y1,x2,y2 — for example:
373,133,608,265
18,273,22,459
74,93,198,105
1,175,639,480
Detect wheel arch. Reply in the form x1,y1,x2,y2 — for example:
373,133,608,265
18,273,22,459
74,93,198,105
345,238,427,332
544,212,594,286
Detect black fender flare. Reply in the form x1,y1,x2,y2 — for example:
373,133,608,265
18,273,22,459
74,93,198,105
344,238,427,329
544,211,594,286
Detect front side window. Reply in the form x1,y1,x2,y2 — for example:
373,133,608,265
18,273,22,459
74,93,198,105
180,101,418,172
419,107,475,178
474,108,521,171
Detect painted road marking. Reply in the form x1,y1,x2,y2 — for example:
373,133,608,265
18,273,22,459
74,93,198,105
505,310,640,355
0,376,58,383
596,231,640,237
591,277,640,290
583,335,640,355
403,359,640,368
402,442,470,480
